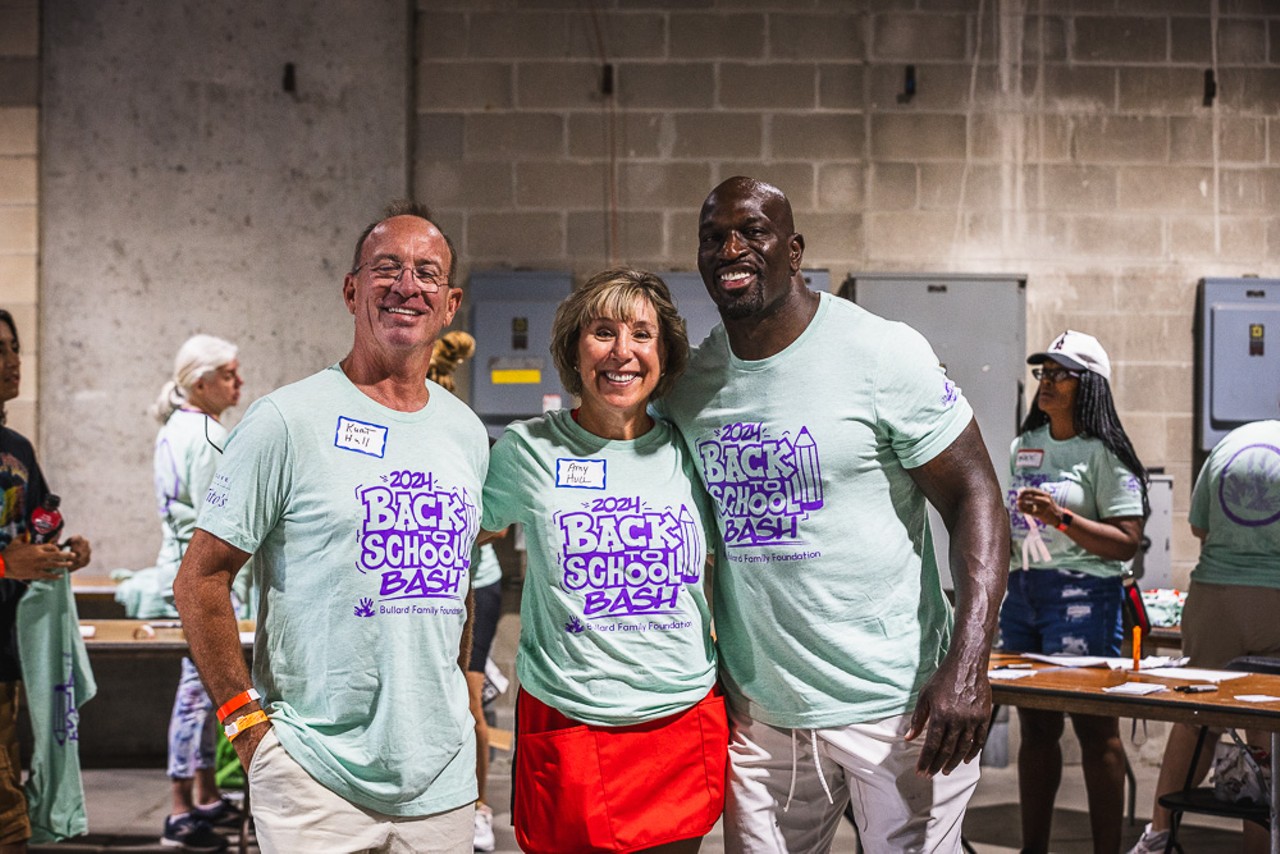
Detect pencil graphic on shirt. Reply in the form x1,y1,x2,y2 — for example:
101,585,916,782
793,428,824,510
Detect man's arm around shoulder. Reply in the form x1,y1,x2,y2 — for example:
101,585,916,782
904,418,1009,777
174,529,264,768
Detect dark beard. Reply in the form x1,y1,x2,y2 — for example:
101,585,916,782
712,286,764,320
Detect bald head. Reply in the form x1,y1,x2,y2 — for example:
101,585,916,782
702,177,795,236
696,176,805,325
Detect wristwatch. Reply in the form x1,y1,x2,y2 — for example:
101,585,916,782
1056,511,1074,532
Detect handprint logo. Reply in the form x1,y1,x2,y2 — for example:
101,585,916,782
1219,443,1280,527
564,616,585,634
354,598,375,618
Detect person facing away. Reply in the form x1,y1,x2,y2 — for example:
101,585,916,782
1001,329,1148,854
655,176,1009,853
174,201,489,854
1129,416,1280,854
144,334,245,853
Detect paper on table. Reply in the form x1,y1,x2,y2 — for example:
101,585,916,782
989,669,1037,680
1020,653,1123,668
1140,667,1249,683
239,631,255,644
79,625,96,638
1234,695,1280,703
1102,682,1168,695
1019,653,1185,671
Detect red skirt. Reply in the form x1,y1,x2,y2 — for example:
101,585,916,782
513,686,728,854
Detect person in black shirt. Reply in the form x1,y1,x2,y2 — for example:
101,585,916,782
0,308,91,853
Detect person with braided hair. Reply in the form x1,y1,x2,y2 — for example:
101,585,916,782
1001,330,1149,854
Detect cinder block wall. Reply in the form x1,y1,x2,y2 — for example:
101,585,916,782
0,0,39,441
415,1,1279,584
24,1,1280,582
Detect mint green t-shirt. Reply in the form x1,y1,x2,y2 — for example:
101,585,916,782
482,409,716,727
1007,426,1145,578
197,365,488,816
1189,420,1280,589
658,292,973,729
156,408,226,574
470,542,502,589
121,408,228,619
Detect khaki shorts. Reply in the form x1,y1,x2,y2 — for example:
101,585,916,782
0,681,30,846
1182,580,1280,668
247,728,473,854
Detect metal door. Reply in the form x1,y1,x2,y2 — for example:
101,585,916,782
841,273,1027,589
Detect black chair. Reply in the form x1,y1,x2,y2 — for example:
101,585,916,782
1157,655,1280,853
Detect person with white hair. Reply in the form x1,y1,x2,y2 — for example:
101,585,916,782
148,334,244,852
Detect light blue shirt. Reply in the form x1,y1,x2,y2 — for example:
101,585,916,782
483,409,716,726
198,365,488,816
659,292,973,729
1189,420,1280,589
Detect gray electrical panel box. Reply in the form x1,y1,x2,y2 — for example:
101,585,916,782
1129,474,1174,589
840,273,1027,589
661,270,831,347
1196,278,1280,453
469,271,573,433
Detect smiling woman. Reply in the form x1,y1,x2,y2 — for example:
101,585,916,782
479,268,727,854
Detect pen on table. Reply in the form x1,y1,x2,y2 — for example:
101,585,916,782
1132,625,1142,670
994,663,1034,670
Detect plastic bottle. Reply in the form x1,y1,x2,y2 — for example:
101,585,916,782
30,494,64,545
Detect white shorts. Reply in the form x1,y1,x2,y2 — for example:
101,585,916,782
247,728,473,854
724,707,981,854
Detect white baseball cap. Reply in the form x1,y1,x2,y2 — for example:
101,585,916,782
1027,330,1111,381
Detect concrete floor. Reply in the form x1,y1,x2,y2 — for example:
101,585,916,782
27,715,1250,854
28,610,1252,852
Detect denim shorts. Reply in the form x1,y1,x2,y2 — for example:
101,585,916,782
999,569,1123,657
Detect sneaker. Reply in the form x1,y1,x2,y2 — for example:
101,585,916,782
1126,822,1170,854
473,802,496,852
161,814,229,852
191,795,243,828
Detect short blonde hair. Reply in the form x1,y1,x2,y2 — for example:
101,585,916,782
550,268,689,401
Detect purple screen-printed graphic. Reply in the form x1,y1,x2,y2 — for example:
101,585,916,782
697,422,823,548
1007,474,1059,535
357,470,478,609
155,437,182,517
53,653,80,746
558,495,703,619
1219,442,1280,528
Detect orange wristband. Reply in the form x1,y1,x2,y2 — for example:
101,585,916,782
215,688,260,724
224,709,269,742
0,552,6,579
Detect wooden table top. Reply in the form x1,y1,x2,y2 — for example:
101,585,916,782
989,651,1280,732
80,619,255,651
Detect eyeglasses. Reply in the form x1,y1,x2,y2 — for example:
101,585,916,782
353,261,448,293
1032,367,1082,383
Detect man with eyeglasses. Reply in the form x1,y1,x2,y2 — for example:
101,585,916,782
175,201,488,853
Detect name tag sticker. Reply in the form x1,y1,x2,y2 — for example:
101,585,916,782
556,458,606,490
1016,449,1045,469
335,416,388,458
